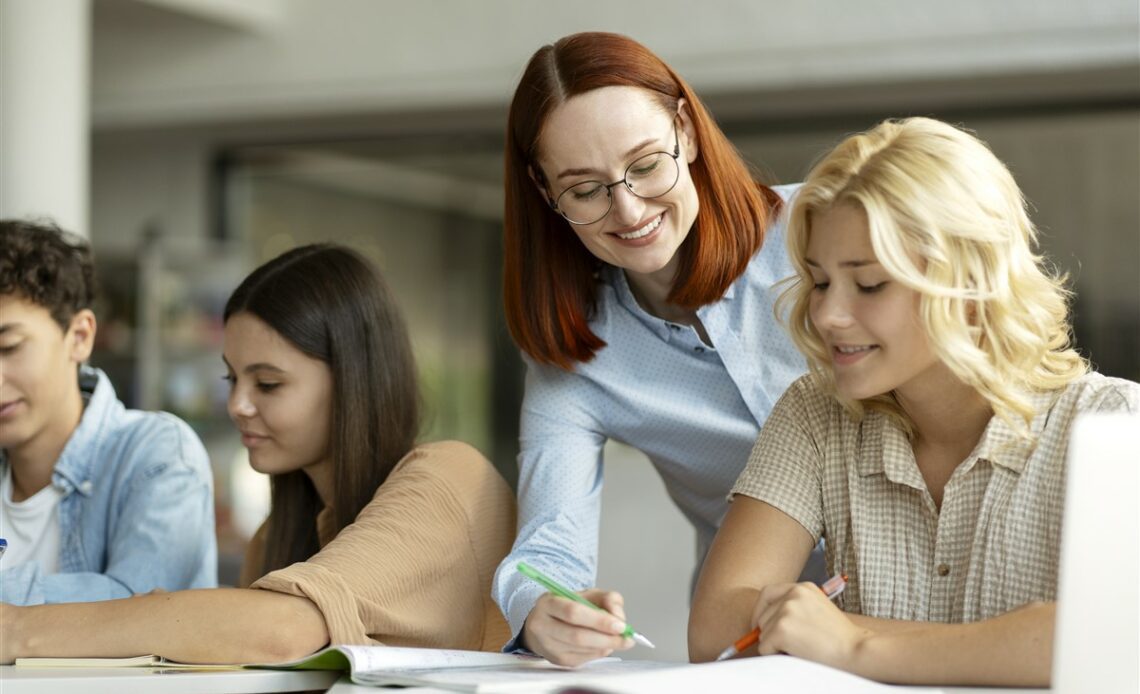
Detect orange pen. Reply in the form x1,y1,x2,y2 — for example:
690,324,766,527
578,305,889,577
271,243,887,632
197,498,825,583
715,573,848,661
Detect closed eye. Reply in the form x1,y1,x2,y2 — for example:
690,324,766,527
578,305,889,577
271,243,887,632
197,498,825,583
569,183,606,201
857,282,888,293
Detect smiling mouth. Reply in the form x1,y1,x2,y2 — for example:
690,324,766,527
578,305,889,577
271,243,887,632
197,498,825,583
834,345,877,354
613,213,663,240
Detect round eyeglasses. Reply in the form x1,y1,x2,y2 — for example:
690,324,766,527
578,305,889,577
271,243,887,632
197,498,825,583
550,121,681,226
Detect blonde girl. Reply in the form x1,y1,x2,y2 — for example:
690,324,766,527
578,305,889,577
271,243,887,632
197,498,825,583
689,117,1138,686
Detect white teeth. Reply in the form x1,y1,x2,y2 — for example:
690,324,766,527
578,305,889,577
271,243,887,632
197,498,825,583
836,345,874,354
617,215,661,240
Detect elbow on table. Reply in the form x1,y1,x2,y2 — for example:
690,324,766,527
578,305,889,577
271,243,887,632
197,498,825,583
243,597,330,664
257,631,328,664
686,607,722,663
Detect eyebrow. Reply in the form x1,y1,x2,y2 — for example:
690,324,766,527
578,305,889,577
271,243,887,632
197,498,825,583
221,356,286,375
555,136,660,181
804,258,880,269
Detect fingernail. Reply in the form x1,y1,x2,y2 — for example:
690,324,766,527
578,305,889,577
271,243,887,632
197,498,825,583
611,621,625,632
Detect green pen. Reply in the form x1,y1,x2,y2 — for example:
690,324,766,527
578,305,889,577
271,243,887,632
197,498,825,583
517,561,655,648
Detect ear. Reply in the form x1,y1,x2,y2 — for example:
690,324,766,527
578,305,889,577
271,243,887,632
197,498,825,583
677,98,699,164
66,309,97,364
527,164,556,209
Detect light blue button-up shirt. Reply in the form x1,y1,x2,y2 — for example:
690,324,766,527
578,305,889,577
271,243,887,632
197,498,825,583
492,184,807,644
0,366,217,604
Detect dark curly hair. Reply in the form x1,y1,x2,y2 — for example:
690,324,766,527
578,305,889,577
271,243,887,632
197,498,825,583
0,219,96,331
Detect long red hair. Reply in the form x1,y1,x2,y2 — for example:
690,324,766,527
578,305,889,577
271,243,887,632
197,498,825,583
503,32,780,369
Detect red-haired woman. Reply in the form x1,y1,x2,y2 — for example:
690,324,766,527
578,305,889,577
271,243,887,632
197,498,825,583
492,32,812,666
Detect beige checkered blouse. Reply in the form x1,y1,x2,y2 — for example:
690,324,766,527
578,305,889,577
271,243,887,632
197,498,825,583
733,371,1139,623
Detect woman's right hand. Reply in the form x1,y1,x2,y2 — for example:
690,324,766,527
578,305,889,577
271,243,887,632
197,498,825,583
521,588,635,667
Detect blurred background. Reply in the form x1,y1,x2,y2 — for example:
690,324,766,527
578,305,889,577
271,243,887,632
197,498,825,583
2,0,1137,661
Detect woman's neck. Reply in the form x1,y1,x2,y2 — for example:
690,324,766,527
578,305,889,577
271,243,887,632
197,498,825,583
302,459,335,510
6,388,85,502
895,365,993,452
625,259,696,325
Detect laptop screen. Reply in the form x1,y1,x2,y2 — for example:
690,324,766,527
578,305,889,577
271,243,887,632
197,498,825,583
1052,413,1140,693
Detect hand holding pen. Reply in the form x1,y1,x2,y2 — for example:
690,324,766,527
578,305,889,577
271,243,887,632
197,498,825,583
517,562,654,667
716,573,847,661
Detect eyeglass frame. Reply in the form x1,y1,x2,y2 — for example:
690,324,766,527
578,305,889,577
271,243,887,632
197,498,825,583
542,118,682,226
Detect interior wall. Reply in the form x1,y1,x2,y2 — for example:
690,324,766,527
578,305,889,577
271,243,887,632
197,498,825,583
91,0,1138,127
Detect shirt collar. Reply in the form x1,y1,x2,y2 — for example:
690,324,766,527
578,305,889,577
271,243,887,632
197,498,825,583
858,411,927,490
607,265,673,340
605,261,739,338
857,388,1059,481
963,389,1058,475
52,366,117,496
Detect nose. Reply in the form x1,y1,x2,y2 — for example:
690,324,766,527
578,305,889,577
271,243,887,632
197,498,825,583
608,183,647,228
227,383,256,422
811,286,856,332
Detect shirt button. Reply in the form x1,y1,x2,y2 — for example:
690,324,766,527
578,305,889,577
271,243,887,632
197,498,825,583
668,323,681,331
936,563,950,577
694,346,705,353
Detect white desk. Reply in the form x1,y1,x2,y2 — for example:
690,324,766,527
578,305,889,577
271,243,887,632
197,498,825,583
0,665,338,694
325,676,1048,693
0,666,1052,693
325,673,1049,693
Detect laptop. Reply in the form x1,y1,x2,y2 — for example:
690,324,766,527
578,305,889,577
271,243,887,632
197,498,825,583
1052,413,1140,693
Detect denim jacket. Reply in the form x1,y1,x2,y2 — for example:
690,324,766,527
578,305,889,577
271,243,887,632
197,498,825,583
0,366,217,604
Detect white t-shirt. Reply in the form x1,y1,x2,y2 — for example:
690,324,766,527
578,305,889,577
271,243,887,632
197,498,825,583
0,465,63,573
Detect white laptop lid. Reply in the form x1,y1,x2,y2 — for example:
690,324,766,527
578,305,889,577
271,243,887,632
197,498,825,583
1052,413,1140,694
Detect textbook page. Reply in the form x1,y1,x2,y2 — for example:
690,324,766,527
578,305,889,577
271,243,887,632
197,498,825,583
350,657,674,691
254,645,541,673
15,656,166,668
14,656,166,665
16,646,534,674
14,655,239,670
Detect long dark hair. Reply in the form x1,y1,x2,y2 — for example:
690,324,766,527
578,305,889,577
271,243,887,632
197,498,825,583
224,244,420,575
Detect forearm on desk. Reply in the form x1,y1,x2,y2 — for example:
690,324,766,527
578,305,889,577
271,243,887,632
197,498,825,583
5,588,328,664
850,602,1055,687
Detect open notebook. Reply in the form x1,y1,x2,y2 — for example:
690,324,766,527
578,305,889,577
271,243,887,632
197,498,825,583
15,646,666,691
13,654,239,670
12,647,531,674
15,645,938,692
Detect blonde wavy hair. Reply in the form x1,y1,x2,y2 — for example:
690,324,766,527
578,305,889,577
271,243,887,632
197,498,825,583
780,117,1087,435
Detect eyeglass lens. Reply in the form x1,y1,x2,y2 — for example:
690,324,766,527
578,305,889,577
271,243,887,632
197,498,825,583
555,150,679,225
